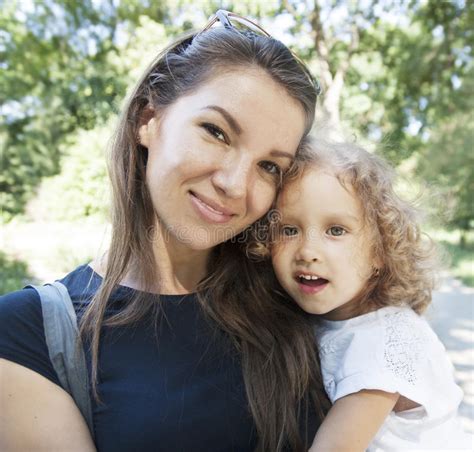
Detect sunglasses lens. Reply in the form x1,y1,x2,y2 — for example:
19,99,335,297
203,10,270,37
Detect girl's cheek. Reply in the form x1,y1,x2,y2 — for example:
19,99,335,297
271,242,289,266
251,183,277,217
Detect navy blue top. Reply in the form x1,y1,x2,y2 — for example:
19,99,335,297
0,264,320,451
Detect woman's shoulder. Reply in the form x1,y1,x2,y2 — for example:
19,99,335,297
0,284,60,385
0,264,97,387
0,263,99,319
59,263,101,304
0,285,43,328
0,286,42,350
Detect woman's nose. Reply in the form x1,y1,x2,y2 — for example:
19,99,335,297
212,155,252,199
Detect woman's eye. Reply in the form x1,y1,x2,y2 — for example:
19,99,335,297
281,226,298,237
327,226,346,237
259,161,282,177
202,123,228,143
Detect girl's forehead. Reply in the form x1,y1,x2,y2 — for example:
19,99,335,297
280,165,339,198
277,164,362,216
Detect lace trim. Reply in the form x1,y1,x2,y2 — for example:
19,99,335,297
383,310,427,385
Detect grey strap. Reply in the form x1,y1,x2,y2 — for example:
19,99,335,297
28,281,94,438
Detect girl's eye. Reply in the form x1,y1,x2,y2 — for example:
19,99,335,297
202,123,228,143
259,161,282,177
281,226,298,237
327,226,346,237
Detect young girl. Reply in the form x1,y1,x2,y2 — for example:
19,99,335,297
268,138,473,450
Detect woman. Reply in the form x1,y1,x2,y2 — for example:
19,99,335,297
0,11,328,452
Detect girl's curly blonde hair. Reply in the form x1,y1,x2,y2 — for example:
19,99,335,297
248,136,439,315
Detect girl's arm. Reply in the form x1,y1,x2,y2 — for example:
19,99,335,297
309,389,399,452
0,359,97,452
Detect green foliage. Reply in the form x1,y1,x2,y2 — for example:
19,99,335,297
28,124,111,221
438,236,474,287
0,0,281,221
1,0,142,219
0,251,34,295
417,104,474,232
347,0,472,164
1,0,472,254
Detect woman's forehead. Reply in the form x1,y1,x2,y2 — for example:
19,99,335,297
172,69,307,152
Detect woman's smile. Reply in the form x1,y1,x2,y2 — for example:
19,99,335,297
139,67,306,252
189,190,236,224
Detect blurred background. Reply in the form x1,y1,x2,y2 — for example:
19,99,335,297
1,0,473,431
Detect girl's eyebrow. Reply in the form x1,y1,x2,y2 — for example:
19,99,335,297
327,213,360,224
201,105,242,135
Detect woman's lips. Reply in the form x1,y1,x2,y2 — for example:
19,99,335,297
189,191,235,224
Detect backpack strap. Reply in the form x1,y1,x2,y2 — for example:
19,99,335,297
27,281,95,439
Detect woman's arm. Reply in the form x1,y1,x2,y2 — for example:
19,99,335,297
309,389,399,452
0,359,96,452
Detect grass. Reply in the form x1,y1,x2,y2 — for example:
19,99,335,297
0,251,36,295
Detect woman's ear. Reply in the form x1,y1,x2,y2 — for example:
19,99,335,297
137,105,157,148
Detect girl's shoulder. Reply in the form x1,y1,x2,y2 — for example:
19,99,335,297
316,306,443,379
316,306,463,418
316,306,436,349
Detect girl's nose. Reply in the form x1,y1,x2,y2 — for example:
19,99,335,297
295,236,321,263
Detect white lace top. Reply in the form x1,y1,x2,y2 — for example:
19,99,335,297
316,306,473,450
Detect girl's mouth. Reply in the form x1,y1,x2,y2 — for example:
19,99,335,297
295,275,329,294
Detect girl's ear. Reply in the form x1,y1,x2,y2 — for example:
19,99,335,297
137,105,157,148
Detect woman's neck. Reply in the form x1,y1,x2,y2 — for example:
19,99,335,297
148,231,210,294
91,230,211,295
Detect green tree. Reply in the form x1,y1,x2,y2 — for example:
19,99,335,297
2,0,472,234
280,0,472,162
281,0,473,233
417,108,474,241
0,0,169,219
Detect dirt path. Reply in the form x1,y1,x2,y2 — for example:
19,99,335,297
427,273,474,434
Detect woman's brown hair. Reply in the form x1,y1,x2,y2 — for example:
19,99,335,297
79,26,328,451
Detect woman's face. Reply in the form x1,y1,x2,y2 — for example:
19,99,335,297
139,67,306,251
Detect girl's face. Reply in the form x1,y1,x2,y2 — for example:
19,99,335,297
271,166,377,320
139,68,306,253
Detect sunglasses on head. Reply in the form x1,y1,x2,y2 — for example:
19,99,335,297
198,10,321,96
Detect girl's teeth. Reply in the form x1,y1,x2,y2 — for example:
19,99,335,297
299,275,319,281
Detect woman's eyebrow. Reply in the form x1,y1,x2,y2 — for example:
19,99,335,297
201,106,293,159
270,150,294,160
201,105,242,135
